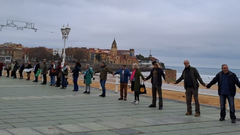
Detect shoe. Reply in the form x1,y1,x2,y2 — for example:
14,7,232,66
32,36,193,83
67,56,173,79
41,83,46,85
231,119,236,123
73,90,78,92
185,112,192,115
83,91,87,94
33,81,37,82
219,117,225,121
118,98,123,100
149,104,156,108
159,106,163,110
55,85,60,87
99,94,105,97
87,91,90,94
131,100,136,104
135,101,139,105
124,99,127,101
195,113,200,117
60,87,65,89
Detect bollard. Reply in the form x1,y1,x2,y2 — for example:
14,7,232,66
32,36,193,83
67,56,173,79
115,75,119,93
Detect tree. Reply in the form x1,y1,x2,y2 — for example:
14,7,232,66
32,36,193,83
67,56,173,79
136,54,145,60
25,47,52,61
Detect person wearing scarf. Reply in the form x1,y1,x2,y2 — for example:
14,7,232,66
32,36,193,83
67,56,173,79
130,63,145,105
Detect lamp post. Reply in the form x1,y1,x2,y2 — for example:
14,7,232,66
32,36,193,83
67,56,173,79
61,24,71,65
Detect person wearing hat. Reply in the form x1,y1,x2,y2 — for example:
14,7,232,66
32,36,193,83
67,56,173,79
94,61,113,97
41,59,48,85
145,61,165,110
113,65,131,101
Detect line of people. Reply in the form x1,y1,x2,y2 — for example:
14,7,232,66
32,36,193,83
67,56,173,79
1,59,239,124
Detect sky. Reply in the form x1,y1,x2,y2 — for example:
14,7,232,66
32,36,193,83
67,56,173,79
0,0,240,69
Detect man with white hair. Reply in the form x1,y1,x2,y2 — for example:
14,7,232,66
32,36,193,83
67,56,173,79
175,60,205,117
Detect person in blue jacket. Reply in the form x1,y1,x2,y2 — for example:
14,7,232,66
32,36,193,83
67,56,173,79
113,65,131,101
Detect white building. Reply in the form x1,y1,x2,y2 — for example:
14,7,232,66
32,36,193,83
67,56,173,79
53,48,62,57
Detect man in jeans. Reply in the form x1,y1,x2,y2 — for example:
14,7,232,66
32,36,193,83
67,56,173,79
145,61,165,110
94,61,113,97
175,60,205,117
207,64,240,123
113,65,131,101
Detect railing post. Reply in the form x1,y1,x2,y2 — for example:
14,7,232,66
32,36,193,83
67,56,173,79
115,75,119,93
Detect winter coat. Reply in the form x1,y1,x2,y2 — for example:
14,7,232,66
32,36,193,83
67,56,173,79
207,71,240,96
41,63,48,75
95,65,113,80
48,64,56,76
33,63,40,74
114,68,131,83
145,68,165,87
132,69,145,92
72,65,81,77
0,63,4,70
83,68,94,84
175,66,205,89
19,64,25,72
26,64,32,73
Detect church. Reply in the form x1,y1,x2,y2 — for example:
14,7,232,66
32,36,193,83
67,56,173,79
89,39,139,65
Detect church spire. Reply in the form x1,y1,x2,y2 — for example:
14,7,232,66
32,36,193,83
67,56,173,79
111,38,117,48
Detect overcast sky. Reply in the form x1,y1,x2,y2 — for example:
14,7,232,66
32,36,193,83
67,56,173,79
0,0,240,69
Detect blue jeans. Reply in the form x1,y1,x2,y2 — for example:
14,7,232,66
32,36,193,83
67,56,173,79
73,76,79,91
220,95,236,119
100,80,106,95
61,76,67,88
50,76,55,85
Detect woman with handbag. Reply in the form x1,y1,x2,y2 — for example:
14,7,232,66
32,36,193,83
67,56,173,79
130,63,145,105
49,61,56,86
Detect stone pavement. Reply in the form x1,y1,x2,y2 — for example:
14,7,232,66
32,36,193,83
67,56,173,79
0,77,240,135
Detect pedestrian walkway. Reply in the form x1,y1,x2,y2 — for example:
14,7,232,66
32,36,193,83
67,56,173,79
0,77,240,135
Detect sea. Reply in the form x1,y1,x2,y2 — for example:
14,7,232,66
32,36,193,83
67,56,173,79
142,66,240,83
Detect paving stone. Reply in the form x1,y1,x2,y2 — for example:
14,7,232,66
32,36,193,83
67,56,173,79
0,130,13,135
56,124,92,132
7,127,43,135
88,130,120,135
110,128,140,135
76,123,112,131
32,126,68,135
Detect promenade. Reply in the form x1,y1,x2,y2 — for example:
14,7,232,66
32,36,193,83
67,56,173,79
0,77,240,135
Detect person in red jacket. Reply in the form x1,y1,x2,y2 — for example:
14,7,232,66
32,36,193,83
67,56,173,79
0,61,5,77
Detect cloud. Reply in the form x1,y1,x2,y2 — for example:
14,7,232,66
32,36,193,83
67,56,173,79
1,0,240,68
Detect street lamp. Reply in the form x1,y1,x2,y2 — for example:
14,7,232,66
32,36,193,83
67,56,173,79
61,23,71,65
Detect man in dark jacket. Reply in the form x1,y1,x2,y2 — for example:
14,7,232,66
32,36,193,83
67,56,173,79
33,60,40,82
113,65,131,101
206,64,240,123
175,60,205,117
145,61,165,110
41,59,48,85
0,61,4,77
94,61,113,97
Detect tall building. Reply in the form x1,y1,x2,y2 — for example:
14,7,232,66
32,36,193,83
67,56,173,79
89,39,138,65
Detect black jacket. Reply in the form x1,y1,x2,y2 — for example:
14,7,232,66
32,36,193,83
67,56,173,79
34,63,40,74
207,71,240,96
72,65,81,77
176,66,205,89
145,68,165,87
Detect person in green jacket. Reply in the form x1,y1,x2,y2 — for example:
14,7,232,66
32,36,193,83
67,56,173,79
130,63,145,105
94,61,113,97
83,64,94,94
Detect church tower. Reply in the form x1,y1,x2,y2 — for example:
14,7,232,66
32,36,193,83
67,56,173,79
111,39,117,56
